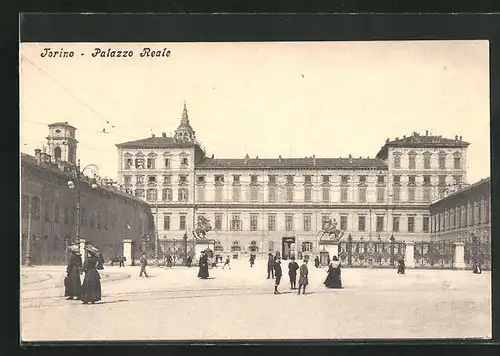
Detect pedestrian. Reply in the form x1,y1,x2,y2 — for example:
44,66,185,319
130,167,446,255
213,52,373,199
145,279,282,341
64,245,82,300
314,255,320,268
324,255,342,289
397,258,405,274
166,254,173,268
80,246,102,305
96,252,105,270
139,252,149,277
222,255,231,270
249,254,255,267
273,258,282,295
119,256,126,267
267,253,274,279
297,260,309,295
186,255,193,268
198,252,209,279
288,256,299,290
473,261,482,274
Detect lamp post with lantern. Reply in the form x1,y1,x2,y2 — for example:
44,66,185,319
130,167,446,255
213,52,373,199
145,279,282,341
64,159,100,246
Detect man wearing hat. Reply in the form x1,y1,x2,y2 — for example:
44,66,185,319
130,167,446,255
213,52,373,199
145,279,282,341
139,252,149,277
273,257,282,295
288,256,299,290
267,253,274,279
80,246,102,304
64,244,82,300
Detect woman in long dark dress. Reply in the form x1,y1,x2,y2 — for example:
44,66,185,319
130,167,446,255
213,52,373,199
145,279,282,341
197,252,209,279
80,246,102,304
324,255,342,289
64,246,82,300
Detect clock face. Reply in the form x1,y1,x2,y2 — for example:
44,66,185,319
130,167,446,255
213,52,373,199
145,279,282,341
54,129,62,136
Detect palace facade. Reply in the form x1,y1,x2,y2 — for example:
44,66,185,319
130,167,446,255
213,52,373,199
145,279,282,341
21,122,155,265
116,104,470,260
430,177,491,243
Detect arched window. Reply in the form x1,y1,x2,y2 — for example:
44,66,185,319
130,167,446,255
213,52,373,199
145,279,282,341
249,240,259,253
54,146,62,161
214,241,224,253
231,240,241,252
302,241,313,253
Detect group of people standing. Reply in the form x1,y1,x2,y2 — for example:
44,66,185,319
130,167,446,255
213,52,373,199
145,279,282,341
64,245,103,304
267,253,312,295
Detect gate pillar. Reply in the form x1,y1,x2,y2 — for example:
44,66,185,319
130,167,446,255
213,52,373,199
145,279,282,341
453,242,465,269
405,241,414,268
123,239,133,266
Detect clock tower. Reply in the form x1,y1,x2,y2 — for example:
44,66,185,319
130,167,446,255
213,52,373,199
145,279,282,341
46,122,78,163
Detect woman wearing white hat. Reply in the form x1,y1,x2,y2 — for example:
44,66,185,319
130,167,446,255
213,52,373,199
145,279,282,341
64,245,82,300
80,246,102,304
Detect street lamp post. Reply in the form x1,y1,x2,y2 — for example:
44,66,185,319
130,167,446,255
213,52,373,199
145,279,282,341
65,159,100,246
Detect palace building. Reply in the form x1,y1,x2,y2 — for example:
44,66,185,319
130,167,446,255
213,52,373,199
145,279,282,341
21,122,155,265
430,177,491,243
116,103,470,260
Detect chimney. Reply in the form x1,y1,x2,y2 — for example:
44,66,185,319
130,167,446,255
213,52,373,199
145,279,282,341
385,138,390,143
256,156,258,159
455,135,458,141
459,136,462,141
151,133,155,138
395,137,399,141
426,130,429,136
403,135,406,139
348,154,352,159
162,132,167,138
211,154,214,159
313,154,316,166
34,149,42,164
278,154,282,162
244,153,249,164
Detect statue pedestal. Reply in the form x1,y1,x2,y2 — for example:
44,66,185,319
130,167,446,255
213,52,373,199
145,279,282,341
318,240,339,262
195,238,216,258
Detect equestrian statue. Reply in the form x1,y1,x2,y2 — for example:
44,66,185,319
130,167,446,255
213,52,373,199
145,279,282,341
193,215,212,240
318,219,344,241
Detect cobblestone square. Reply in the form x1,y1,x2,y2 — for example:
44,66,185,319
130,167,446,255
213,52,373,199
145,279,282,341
21,260,491,341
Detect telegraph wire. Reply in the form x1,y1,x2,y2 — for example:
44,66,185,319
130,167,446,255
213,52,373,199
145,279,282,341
22,120,142,141
21,54,146,139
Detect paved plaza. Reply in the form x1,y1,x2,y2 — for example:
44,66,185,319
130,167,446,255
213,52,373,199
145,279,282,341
21,260,491,341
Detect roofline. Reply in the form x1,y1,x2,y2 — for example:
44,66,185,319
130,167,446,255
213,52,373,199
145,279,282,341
21,155,150,206
47,122,77,130
429,177,491,207
375,141,470,159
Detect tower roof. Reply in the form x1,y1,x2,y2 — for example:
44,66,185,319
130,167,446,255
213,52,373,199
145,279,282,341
174,101,196,143
48,121,77,130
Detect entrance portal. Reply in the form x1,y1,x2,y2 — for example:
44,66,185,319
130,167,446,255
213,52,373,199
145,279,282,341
282,237,296,260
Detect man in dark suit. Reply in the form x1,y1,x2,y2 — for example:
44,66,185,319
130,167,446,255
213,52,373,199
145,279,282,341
267,253,274,279
273,258,282,295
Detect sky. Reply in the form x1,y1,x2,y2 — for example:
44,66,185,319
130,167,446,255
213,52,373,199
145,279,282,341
20,41,490,183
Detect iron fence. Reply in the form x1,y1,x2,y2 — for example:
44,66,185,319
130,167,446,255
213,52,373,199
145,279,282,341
413,241,454,269
464,242,491,270
159,239,196,266
338,240,406,268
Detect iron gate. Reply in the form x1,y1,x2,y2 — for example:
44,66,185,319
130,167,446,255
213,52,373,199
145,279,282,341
413,241,454,269
338,240,406,268
464,242,491,270
160,239,196,266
